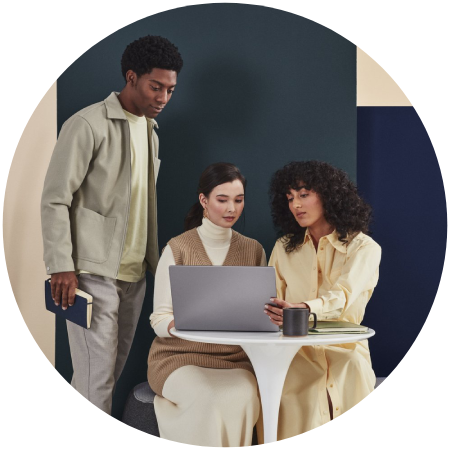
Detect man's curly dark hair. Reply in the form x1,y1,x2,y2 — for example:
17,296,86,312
121,35,183,80
269,161,372,253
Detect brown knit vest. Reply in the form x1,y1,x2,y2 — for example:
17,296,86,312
147,228,263,396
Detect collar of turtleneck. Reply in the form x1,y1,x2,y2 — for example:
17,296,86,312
196,217,232,249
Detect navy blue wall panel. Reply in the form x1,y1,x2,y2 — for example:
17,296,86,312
357,107,446,377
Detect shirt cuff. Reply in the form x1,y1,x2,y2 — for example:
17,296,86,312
152,316,174,338
303,298,324,316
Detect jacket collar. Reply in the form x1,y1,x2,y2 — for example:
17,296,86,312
104,92,159,128
303,228,347,253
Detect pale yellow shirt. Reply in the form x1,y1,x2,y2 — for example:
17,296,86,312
117,109,149,282
268,229,381,439
270,229,381,323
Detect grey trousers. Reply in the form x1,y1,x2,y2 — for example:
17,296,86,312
67,273,146,414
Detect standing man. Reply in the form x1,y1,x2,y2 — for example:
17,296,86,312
41,35,183,414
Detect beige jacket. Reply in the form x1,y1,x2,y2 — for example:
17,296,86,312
41,92,160,278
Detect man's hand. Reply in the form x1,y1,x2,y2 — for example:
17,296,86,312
51,272,78,310
264,297,309,326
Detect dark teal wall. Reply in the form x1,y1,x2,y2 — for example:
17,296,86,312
56,4,357,418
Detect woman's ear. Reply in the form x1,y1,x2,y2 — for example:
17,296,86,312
199,193,207,210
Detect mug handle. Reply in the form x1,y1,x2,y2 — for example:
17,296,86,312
309,312,317,329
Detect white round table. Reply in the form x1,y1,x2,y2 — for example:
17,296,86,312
171,328,375,443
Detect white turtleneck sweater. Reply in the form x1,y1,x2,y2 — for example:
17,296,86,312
150,218,267,338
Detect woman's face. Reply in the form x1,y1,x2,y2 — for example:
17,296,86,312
200,180,245,228
286,184,327,229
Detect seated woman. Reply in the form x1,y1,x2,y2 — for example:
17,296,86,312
264,160,381,440
147,162,265,447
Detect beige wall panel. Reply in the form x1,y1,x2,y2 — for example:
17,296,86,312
4,83,57,365
357,47,412,106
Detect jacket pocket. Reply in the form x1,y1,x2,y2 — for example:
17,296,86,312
72,207,116,263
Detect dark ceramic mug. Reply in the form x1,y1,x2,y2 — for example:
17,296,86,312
283,308,317,337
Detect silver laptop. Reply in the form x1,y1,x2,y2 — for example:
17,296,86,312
169,266,279,332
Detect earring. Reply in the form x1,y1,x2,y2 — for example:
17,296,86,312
203,208,209,219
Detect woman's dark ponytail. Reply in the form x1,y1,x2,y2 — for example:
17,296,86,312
184,202,204,231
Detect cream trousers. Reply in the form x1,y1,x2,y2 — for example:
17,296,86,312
154,366,260,447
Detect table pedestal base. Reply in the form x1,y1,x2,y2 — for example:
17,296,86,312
241,342,303,443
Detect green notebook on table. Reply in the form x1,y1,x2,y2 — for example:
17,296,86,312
308,321,368,334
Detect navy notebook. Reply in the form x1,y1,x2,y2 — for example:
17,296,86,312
45,279,93,328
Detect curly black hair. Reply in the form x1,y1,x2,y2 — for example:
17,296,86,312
121,35,183,80
269,161,372,253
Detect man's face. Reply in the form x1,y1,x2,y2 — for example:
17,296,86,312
129,68,177,118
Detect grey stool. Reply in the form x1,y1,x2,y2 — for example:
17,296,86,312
122,382,159,436
374,377,386,388
122,378,387,438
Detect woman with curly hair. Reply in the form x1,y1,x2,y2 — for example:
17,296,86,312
263,160,381,440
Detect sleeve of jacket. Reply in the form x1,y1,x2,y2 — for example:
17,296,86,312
41,115,95,274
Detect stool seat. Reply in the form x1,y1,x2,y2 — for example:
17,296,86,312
374,377,386,388
121,382,159,436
